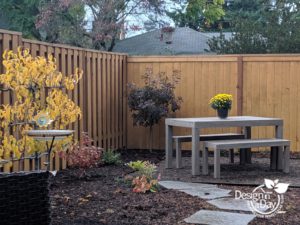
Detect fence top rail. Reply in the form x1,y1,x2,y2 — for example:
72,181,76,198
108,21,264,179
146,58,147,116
0,29,127,56
128,54,300,63
0,28,22,36
23,39,128,56
127,55,238,62
241,55,300,62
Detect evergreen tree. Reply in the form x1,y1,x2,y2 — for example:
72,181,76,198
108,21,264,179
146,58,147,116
0,0,41,39
208,0,300,54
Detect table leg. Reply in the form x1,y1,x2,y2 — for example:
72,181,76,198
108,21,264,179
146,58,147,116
245,126,252,164
275,125,283,170
270,147,277,170
165,124,173,169
192,127,200,176
240,126,251,164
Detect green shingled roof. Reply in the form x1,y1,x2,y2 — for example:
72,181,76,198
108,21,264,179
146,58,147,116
113,27,222,56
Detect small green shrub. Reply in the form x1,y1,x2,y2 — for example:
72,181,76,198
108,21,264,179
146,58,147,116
127,160,145,171
127,160,157,179
127,160,159,193
102,149,121,165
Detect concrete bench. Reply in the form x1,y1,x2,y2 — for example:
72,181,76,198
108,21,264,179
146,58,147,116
203,138,290,179
173,133,245,168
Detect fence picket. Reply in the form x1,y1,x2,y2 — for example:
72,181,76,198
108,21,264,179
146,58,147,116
0,30,126,172
2,28,300,174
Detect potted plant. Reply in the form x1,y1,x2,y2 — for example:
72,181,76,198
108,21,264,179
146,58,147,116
209,93,233,119
128,68,182,151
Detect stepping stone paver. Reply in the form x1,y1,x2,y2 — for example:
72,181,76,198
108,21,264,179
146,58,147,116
184,210,256,225
180,187,231,200
208,198,252,211
160,180,256,224
208,197,269,212
159,181,231,199
159,181,216,190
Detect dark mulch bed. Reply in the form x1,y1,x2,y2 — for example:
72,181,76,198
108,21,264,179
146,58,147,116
50,150,215,225
50,149,300,225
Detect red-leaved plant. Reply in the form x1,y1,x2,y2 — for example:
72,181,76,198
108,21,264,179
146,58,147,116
67,132,102,170
132,175,159,193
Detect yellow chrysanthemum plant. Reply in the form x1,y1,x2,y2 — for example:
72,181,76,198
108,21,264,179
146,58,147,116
209,93,233,118
0,48,82,166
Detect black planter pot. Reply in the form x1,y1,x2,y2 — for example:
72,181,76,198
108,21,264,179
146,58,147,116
217,108,229,119
0,171,52,225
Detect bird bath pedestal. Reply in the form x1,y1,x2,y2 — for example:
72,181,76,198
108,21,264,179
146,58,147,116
24,130,74,171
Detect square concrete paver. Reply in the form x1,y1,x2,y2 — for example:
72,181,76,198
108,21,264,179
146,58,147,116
208,198,252,211
180,188,231,200
208,198,269,212
159,181,216,190
184,210,255,225
159,181,231,200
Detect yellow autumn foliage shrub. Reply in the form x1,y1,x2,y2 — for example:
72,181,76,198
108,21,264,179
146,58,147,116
0,48,82,163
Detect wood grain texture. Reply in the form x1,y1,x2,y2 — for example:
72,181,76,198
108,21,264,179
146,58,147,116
127,56,300,153
2,27,300,173
127,58,238,150
0,30,126,172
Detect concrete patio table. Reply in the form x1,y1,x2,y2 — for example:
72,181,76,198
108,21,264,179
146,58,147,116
165,116,284,176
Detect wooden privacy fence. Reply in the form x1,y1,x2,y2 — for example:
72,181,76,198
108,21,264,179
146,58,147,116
127,55,300,152
0,29,127,172
2,28,300,173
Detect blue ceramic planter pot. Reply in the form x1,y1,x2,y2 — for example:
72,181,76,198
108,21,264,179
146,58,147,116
217,108,229,119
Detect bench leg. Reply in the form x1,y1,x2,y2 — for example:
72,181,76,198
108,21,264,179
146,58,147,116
240,148,246,165
275,125,283,170
283,145,290,173
229,149,234,163
245,149,252,164
175,139,182,169
202,147,209,175
270,147,277,170
214,149,220,179
277,146,284,170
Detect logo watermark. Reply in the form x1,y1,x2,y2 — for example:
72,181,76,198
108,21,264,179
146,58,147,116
235,179,289,218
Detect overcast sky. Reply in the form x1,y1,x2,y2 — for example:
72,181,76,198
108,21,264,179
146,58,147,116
85,1,183,38
126,1,183,37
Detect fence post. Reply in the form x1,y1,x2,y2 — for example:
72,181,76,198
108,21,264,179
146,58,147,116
123,55,127,149
237,55,244,116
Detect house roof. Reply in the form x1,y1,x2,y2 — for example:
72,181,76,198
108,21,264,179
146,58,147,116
202,32,233,40
113,27,227,55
